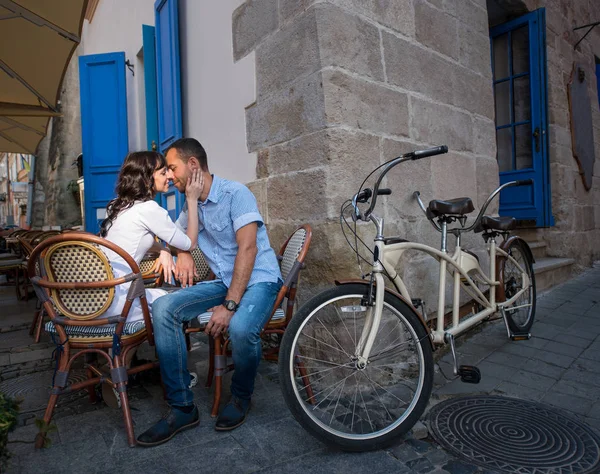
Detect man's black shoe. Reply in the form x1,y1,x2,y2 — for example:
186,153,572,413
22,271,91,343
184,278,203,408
215,396,250,431
137,404,199,447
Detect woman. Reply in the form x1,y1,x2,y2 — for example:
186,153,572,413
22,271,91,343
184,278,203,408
100,151,203,322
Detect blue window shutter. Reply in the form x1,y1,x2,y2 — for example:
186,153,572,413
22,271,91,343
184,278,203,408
155,0,184,217
596,62,600,109
79,52,129,234
143,25,159,152
155,0,182,153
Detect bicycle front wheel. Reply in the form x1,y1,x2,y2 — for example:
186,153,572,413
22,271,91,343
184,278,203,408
501,240,536,333
279,284,433,452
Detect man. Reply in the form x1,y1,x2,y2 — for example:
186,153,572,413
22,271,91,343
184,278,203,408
137,138,282,446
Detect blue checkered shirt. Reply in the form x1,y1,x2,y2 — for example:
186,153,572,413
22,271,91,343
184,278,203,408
176,175,282,288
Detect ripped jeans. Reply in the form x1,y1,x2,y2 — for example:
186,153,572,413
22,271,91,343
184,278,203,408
151,280,281,407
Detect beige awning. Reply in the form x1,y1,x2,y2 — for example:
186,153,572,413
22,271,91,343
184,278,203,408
0,0,88,153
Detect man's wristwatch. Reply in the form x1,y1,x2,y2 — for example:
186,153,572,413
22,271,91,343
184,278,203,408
223,299,239,312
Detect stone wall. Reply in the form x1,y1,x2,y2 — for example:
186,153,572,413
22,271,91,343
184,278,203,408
524,0,600,266
237,0,498,306
32,50,83,229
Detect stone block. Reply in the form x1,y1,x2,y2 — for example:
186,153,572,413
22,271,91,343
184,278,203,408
414,0,458,60
452,65,495,118
410,97,473,152
246,178,268,223
549,106,569,129
246,72,326,151
266,129,330,176
472,116,496,158
383,31,456,104
256,8,319,98
279,0,315,22
316,3,384,81
328,0,415,38
267,168,328,221
233,0,279,61
9,347,54,365
431,153,477,203
455,0,489,35
325,129,380,218
323,69,409,136
475,157,499,210
381,137,434,219
458,23,493,77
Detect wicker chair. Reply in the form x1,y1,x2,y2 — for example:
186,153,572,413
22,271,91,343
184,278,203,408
186,224,312,416
28,233,158,448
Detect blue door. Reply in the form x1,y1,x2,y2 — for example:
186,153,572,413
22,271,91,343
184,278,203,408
79,52,129,234
155,0,183,220
490,8,552,227
142,25,159,152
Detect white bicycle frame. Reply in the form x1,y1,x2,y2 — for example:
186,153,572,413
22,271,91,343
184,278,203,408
354,216,531,365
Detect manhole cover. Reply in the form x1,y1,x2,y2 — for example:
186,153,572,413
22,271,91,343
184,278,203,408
428,395,600,474
0,370,88,413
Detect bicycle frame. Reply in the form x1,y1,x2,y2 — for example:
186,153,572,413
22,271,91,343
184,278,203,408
355,217,531,364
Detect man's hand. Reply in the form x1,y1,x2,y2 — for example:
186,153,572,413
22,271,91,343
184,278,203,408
175,251,198,288
205,305,234,338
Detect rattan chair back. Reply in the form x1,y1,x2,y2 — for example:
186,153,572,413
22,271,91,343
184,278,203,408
44,241,115,321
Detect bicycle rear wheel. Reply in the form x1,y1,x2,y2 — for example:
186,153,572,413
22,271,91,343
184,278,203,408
501,240,536,333
279,284,433,452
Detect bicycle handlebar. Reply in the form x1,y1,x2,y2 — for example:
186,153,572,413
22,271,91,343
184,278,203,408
358,145,449,220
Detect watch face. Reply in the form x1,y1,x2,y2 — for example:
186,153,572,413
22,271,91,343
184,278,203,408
224,300,237,311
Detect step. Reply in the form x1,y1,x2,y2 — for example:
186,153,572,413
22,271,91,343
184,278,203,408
528,241,547,261
533,257,575,292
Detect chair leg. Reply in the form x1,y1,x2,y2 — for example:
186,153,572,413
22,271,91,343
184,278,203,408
86,367,97,404
210,335,223,418
115,357,136,447
34,393,59,449
29,308,40,336
34,309,45,343
205,336,215,388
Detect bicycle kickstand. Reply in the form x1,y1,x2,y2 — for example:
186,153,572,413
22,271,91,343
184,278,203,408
445,333,481,384
499,307,531,341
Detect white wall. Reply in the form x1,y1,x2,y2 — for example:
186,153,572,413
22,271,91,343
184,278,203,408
80,0,155,152
80,0,257,183
180,0,257,183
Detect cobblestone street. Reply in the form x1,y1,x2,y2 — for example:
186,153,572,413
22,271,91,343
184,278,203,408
2,265,600,473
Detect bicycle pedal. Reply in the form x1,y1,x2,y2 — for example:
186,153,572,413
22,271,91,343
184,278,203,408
458,365,481,384
510,333,531,341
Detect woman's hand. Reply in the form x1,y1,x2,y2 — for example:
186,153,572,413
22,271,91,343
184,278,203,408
158,249,176,284
186,169,204,202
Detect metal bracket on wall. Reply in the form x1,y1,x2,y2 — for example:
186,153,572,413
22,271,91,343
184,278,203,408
125,59,135,76
573,21,600,50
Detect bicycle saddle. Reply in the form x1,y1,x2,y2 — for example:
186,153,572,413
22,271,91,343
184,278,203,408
427,197,474,217
474,215,516,233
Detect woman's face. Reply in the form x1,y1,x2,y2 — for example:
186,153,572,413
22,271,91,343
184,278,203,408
152,166,172,194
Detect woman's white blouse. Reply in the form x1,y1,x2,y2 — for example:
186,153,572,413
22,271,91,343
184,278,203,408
103,200,191,322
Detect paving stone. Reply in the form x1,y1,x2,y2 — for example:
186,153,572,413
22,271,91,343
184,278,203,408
388,439,422,463
562,367,600,388
497,343,540,359
436,374,502,395
493,381,546,401
551,379,600,401
542,341,585,358
532,322,566,341
259,448,412,473
552,333,594,349
528,349,575,369
540,391,593,416
407,456,436,473
564,326,598,341
521,358,567,379
476,360,519,381
580,347,600,362
484,351,527,369
441,459,480,473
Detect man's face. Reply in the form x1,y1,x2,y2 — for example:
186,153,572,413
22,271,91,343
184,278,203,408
166,148,192,193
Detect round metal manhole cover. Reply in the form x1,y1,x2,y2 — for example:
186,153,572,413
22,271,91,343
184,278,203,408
428,395,600,474
0,370,88,413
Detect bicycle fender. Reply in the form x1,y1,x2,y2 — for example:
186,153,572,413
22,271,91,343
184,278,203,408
334,279,434,350
496,237,534,302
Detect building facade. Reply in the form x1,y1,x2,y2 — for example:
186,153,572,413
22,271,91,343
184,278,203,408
33,0,600,305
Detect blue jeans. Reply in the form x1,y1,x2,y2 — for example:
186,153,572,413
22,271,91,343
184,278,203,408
152,280,281,407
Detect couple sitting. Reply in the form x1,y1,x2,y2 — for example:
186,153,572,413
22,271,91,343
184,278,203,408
101,138,282,447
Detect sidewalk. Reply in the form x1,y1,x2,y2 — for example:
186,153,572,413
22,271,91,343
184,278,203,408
3,265,600,473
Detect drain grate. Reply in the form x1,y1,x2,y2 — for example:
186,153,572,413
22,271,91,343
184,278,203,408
0,370,88,413
428,395,600,474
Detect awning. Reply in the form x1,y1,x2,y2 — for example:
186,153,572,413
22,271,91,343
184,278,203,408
0,0,88,153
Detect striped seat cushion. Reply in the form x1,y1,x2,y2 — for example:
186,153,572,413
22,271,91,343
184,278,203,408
196,308,285,327
45,320,146,338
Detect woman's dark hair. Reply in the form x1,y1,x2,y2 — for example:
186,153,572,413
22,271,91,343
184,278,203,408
100,151,167,236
